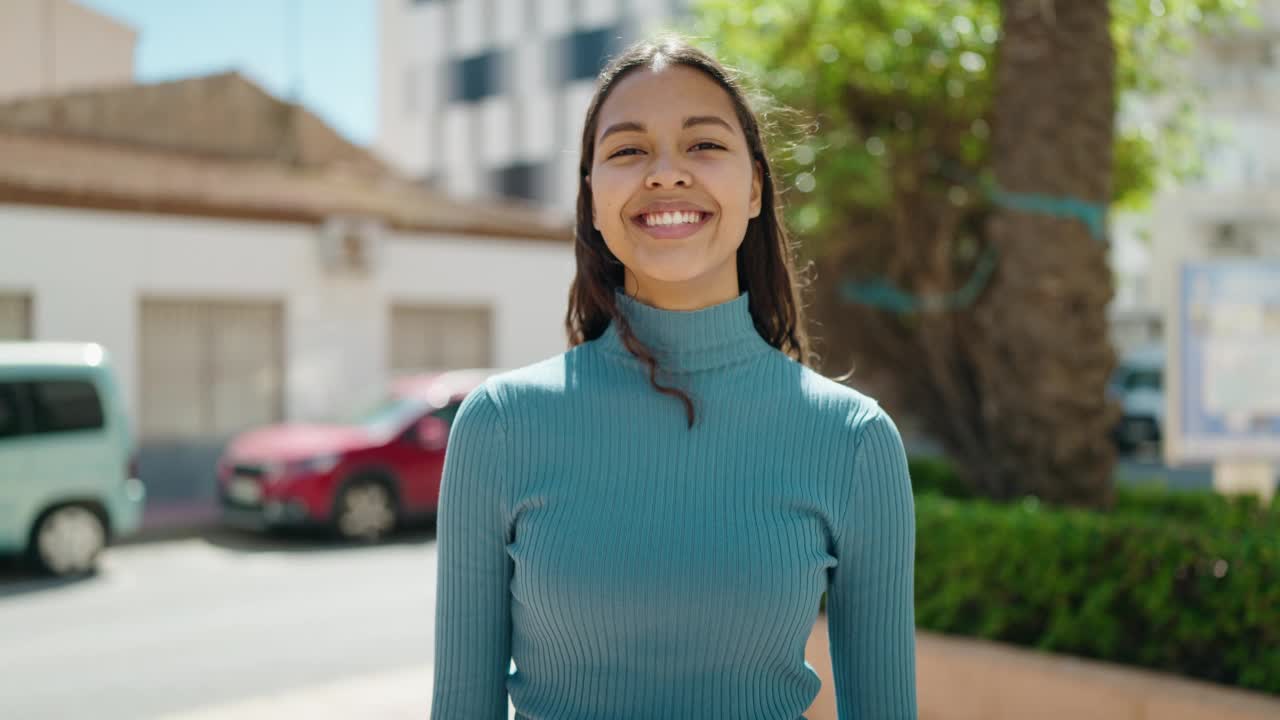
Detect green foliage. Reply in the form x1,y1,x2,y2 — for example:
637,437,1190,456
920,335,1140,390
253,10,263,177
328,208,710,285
831,455,1279,692
914,493,1279,694
689,0,1255,246
908,455,975,498
1112,481,1280,531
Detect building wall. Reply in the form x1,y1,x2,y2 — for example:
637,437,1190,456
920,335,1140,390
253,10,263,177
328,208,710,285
377,0,692,216
0,204,576,425
0,0,136,102
1109,0,1280,354
1147,190,1280,313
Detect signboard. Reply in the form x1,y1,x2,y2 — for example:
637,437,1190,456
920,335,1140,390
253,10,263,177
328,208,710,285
1165,259,1280,464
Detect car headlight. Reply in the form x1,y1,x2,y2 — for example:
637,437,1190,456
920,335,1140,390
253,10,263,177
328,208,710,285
305,454,341,474
266,454,341,481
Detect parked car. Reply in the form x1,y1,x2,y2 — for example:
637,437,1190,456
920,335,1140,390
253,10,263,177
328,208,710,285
0,342,146,576
1109,344,1164,455
216,368,502,541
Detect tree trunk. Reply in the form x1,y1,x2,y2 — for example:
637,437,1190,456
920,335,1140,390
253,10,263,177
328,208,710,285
971,0,1119,506
805,0,1120,508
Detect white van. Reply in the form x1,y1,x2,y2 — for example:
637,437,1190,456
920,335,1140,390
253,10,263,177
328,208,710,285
0,342,146,575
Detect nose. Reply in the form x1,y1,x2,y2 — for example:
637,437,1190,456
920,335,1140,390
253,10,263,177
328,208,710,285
645,151,692,189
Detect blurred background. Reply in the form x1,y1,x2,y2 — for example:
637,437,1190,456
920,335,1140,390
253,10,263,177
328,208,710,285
0,1,1276,719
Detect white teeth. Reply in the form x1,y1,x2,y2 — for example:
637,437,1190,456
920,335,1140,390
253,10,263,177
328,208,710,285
643,211,703,226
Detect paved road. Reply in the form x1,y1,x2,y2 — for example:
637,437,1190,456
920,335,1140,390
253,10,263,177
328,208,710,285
0,526,449,719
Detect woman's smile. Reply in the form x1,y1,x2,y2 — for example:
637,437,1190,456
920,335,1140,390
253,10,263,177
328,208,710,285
630,210,715,240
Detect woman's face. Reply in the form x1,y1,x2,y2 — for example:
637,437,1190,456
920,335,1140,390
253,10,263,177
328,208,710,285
587,64,762,309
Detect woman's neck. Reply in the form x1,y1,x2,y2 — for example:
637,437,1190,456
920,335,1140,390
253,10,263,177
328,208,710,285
622,271,741,312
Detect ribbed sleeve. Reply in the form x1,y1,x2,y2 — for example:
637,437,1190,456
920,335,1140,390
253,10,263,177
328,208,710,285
431,383,512,720
827,410,918,719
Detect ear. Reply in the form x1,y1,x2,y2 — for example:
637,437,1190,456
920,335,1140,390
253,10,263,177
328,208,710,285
748,161,763,219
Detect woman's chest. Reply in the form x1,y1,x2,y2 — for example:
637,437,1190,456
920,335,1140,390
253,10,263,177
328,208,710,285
504,461,838,632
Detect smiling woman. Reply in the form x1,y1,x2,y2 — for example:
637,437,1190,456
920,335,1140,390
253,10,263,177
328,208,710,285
589,77,762,300
569,38,818,431
431,34,918,720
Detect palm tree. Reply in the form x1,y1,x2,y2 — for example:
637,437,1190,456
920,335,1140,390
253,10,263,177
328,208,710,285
970,0,1120,506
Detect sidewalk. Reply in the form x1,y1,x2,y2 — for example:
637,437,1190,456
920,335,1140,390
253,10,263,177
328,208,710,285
158,664,521,720
156,618,839,720
117,500,222,546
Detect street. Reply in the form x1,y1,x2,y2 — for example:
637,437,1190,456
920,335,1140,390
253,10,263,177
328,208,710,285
0,526,448,720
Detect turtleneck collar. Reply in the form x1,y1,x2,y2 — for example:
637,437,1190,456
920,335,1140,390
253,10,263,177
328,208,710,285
596,287,774,373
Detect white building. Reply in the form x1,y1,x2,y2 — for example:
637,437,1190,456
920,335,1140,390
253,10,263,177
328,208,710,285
377,0,693,216
1110,0,1280,355
0,72,574,504
0,0,137,102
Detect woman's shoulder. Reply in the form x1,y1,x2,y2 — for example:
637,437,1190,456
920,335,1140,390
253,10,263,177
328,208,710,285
467,351,575,418
756,358,906,463
786,360,893,434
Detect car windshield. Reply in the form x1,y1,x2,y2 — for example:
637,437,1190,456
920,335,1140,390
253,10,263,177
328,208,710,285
355,396,428,438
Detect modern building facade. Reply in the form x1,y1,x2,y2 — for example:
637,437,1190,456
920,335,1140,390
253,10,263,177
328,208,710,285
1110,0,1280,354
377,0,693,216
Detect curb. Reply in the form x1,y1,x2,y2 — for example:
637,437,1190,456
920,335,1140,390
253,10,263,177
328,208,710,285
115,503,223,546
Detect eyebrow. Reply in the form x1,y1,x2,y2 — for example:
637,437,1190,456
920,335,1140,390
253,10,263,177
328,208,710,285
597,115,735,143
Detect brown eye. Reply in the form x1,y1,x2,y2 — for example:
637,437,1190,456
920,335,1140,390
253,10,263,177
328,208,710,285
608,148,642,159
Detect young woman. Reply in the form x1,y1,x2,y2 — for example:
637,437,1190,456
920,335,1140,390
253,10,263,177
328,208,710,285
431,35,917,720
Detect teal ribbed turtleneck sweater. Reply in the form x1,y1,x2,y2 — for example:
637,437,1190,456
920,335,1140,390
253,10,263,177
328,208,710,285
430,288,917,720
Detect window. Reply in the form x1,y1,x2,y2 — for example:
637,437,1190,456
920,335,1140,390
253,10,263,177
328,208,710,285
0,383,26,438
1123,369,1163,393
455,51,502,103
0,294,31,339
493,161,544,202
29,380,104,434
139,299,284,438
1210,222,1259,256
564,27,616,81
390,304,493,373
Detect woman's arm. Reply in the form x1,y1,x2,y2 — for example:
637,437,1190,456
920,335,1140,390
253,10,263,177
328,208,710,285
430,383,512,720
827,409,918,719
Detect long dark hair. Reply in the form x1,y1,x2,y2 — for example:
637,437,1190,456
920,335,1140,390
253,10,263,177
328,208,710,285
565,34,816,429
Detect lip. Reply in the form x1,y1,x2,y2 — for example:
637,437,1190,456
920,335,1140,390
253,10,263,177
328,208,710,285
630,201,715,240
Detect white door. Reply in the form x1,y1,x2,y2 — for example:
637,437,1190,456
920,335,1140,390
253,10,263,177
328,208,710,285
138,299,284,506
389,303,492,373
139,299,284,439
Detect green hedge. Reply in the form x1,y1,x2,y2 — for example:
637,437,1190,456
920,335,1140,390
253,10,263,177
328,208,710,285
913,493,1279,694
1112,482,1280,531
817,457,1280,694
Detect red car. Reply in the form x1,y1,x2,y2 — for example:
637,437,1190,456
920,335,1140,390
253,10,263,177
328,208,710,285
216,368,501,541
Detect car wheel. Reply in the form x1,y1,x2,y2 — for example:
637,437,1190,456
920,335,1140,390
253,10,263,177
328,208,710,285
30,505,106,576
333,479,397,542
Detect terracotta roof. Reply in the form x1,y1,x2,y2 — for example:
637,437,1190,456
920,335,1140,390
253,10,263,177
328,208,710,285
0,73,571,242
0,72,391,174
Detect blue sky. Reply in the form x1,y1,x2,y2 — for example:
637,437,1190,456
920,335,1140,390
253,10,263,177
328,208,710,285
80,0,376,145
